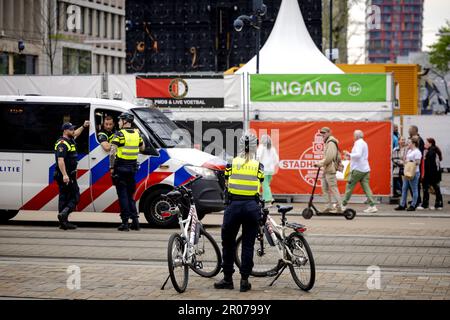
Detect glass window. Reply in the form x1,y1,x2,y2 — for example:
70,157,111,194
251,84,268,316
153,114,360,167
22,103,90,153
0,52,9,74
13,54,37,74
63,48,92,74
0,103,25,151
133,107,183,148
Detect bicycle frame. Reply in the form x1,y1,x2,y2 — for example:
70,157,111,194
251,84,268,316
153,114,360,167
262,211,308,265
170,202,201,265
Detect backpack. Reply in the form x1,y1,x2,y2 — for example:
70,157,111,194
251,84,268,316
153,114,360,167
329,140,344,172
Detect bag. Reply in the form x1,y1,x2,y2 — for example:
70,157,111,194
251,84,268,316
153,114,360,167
329,140,344,172
404,161,417,180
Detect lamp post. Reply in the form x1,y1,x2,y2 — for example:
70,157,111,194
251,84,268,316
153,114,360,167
233,2,266,74
329,0,333,61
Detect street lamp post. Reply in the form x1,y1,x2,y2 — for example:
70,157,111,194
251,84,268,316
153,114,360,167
233,2,266,74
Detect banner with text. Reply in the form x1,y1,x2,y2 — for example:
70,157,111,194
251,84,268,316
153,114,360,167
136,75,224,108
250,74,388,102
250,121,392,196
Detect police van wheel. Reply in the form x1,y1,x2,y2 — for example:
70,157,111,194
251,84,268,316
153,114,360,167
143,190,187,228
0,210,19,223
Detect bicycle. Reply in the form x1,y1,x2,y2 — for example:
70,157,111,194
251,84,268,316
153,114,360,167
160,176,222,293
235,201,315,291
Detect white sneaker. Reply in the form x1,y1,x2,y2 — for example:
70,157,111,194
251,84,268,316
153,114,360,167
437,207,443,211
363,206,378,213
416,206,425,210
429,206,435,210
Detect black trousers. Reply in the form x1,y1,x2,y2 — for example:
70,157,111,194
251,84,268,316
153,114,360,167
114,165,138,222
57,175,80,214
221,200,260,279
422,181,443,208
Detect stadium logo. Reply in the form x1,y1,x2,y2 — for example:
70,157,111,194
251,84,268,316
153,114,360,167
169,78,189,99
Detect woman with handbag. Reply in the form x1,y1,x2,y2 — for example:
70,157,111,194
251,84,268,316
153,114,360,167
395,137,422,211
420,138,443,210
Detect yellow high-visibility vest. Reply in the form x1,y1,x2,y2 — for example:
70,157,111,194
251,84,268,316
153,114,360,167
227,157,263,196
116,129,140,161
54,139,76,153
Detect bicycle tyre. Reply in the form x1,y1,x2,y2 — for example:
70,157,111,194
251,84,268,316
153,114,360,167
190,227,222,278
235,233,281,277
287,232,315,291
167,233,189,293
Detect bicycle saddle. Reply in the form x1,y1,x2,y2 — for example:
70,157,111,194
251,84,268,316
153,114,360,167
164,190,182,199
277,205,293,214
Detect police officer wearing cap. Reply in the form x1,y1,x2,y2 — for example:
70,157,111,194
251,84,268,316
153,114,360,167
55,120,90,230
109,112,145,231
214,132,264,292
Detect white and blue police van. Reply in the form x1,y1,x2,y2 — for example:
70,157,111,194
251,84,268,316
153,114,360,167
0,95,226,227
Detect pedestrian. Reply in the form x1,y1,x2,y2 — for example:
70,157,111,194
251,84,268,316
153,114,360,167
342,130,378,213
54,120,90,230
313,127,344,213
214,132,264,293
98,115,116,152
395,137,422,211
392,136,407,197
393,124,399,149
408,125,424,206
256,134,279,205
419,138,443,210
110,112,145,231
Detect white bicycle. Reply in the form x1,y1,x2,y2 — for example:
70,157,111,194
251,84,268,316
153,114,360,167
160,176,221,293
235,201,315,291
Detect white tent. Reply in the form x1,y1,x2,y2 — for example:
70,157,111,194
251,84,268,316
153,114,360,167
236,0,343,75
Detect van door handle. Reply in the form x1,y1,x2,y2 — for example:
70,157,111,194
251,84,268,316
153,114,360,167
25,159,30,162
159,165,169,169
91,157,97,160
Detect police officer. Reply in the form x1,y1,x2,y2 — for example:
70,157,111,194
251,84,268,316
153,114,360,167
214,132,264,292
55,121,90,230
109,112,145,231
98,115,116,152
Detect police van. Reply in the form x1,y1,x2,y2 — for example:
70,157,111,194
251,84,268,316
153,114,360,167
0,95,226,227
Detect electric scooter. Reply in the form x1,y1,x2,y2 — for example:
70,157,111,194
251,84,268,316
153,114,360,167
302,168,356,220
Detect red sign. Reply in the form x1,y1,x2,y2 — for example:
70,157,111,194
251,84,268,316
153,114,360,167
250,121,392,196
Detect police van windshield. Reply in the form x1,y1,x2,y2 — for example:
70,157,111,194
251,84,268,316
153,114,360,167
133,107,185,148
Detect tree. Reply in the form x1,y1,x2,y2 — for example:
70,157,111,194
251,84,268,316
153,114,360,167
37,0,61,75
429,21,450,73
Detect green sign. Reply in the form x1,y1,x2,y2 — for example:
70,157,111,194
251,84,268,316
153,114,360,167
250,74,388,102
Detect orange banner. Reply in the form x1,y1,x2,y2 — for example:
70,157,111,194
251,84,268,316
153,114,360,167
250,121,392,196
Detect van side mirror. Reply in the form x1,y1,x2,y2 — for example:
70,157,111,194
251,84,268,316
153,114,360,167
142,144,159,157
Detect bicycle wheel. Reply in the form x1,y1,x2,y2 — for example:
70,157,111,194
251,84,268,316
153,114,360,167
167,233,189,293
286,232,315,291
235,231,281,277
190,227,222,278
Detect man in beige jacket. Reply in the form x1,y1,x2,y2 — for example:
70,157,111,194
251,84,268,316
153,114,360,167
314,127,343,213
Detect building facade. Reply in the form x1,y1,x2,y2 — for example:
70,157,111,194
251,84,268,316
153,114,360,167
0,0,126,75
366,0,424,63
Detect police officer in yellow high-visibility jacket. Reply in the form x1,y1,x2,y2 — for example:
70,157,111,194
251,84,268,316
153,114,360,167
214,132,264,293
109,112,145,232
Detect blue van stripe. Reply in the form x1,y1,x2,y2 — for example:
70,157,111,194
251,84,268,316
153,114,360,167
90,133,99,152
174,167,193,186
135,158,149,182
91,156,110,184
149,149,170,173
48,153,87,184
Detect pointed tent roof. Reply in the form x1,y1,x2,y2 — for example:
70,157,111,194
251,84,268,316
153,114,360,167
236,0,343,74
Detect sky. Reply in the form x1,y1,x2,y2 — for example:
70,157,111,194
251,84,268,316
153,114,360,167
347,0,450,64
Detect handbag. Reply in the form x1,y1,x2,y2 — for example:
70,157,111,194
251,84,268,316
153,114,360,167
404,161,417,180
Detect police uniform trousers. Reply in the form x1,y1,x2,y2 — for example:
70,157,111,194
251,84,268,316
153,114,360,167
221,199,260,278
114,165,138,222
57,173,80,214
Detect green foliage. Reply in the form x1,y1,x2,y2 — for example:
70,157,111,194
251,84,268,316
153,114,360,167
429,21,450,73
